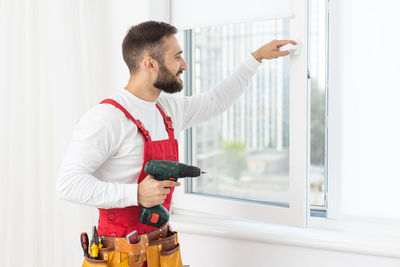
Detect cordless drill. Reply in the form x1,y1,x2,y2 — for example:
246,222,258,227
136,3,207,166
138,160,205,228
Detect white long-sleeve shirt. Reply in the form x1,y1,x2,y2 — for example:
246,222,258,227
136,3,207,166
57,55,260,209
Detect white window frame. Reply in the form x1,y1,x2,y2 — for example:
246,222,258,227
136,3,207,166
166,1,400,259
172,0,309,228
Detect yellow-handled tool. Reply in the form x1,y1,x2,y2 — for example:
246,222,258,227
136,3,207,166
90,243,99,259
89,226,102,259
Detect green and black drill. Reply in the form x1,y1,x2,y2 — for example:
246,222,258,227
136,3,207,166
138,160,205,228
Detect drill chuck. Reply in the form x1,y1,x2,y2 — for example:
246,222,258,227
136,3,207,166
178,164,202,177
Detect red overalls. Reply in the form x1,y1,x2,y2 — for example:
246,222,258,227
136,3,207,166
97,99,179,237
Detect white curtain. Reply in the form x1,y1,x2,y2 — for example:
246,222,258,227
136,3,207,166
0,0,148,266
329,0,400,221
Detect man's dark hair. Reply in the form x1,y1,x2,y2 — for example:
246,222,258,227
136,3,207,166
122,21,177,75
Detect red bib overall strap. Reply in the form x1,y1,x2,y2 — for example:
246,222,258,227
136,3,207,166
100,99,151,141
97,98,179,237
155,103,175,140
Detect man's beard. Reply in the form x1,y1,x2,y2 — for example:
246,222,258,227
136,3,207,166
153,64,183,94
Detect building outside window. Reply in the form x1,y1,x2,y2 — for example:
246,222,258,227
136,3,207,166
184,0,327,212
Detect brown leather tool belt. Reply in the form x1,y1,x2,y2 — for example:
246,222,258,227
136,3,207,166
101,223,170,248
85,223,180,267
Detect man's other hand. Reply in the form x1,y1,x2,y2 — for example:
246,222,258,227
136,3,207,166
252,40,297,62
137,174,181,208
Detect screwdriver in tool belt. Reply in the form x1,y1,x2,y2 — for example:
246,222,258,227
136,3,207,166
80,232,89,257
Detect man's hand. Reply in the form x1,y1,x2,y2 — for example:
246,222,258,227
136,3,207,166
252,40,297,62
137,174,181,208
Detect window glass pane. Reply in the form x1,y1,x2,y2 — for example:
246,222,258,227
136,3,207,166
309,0,327,208
188,20,290,205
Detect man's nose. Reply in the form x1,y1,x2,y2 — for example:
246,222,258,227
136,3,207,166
180,58,187,70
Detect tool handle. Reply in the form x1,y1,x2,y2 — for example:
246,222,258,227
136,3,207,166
80,232,89,256
90,244,99,259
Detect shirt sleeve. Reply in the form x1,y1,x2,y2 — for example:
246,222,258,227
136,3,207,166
56,110,139,208
180,55,261,130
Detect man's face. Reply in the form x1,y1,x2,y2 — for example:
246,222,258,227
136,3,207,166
153,35,187,93
153,62,184,93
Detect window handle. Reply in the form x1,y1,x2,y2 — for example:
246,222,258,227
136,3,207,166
279,41,301,56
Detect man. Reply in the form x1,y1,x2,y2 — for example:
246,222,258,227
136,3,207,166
57,20,295,266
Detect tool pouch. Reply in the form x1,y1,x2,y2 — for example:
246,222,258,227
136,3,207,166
82,228,182,267
146,230,182,267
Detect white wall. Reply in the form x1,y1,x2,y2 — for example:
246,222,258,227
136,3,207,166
179,232,400,267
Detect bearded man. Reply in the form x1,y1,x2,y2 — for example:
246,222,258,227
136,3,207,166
57,20,295,267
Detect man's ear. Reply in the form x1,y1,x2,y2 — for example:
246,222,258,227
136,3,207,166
143,56,158,72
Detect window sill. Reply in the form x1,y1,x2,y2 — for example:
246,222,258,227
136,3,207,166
170,208,400,259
